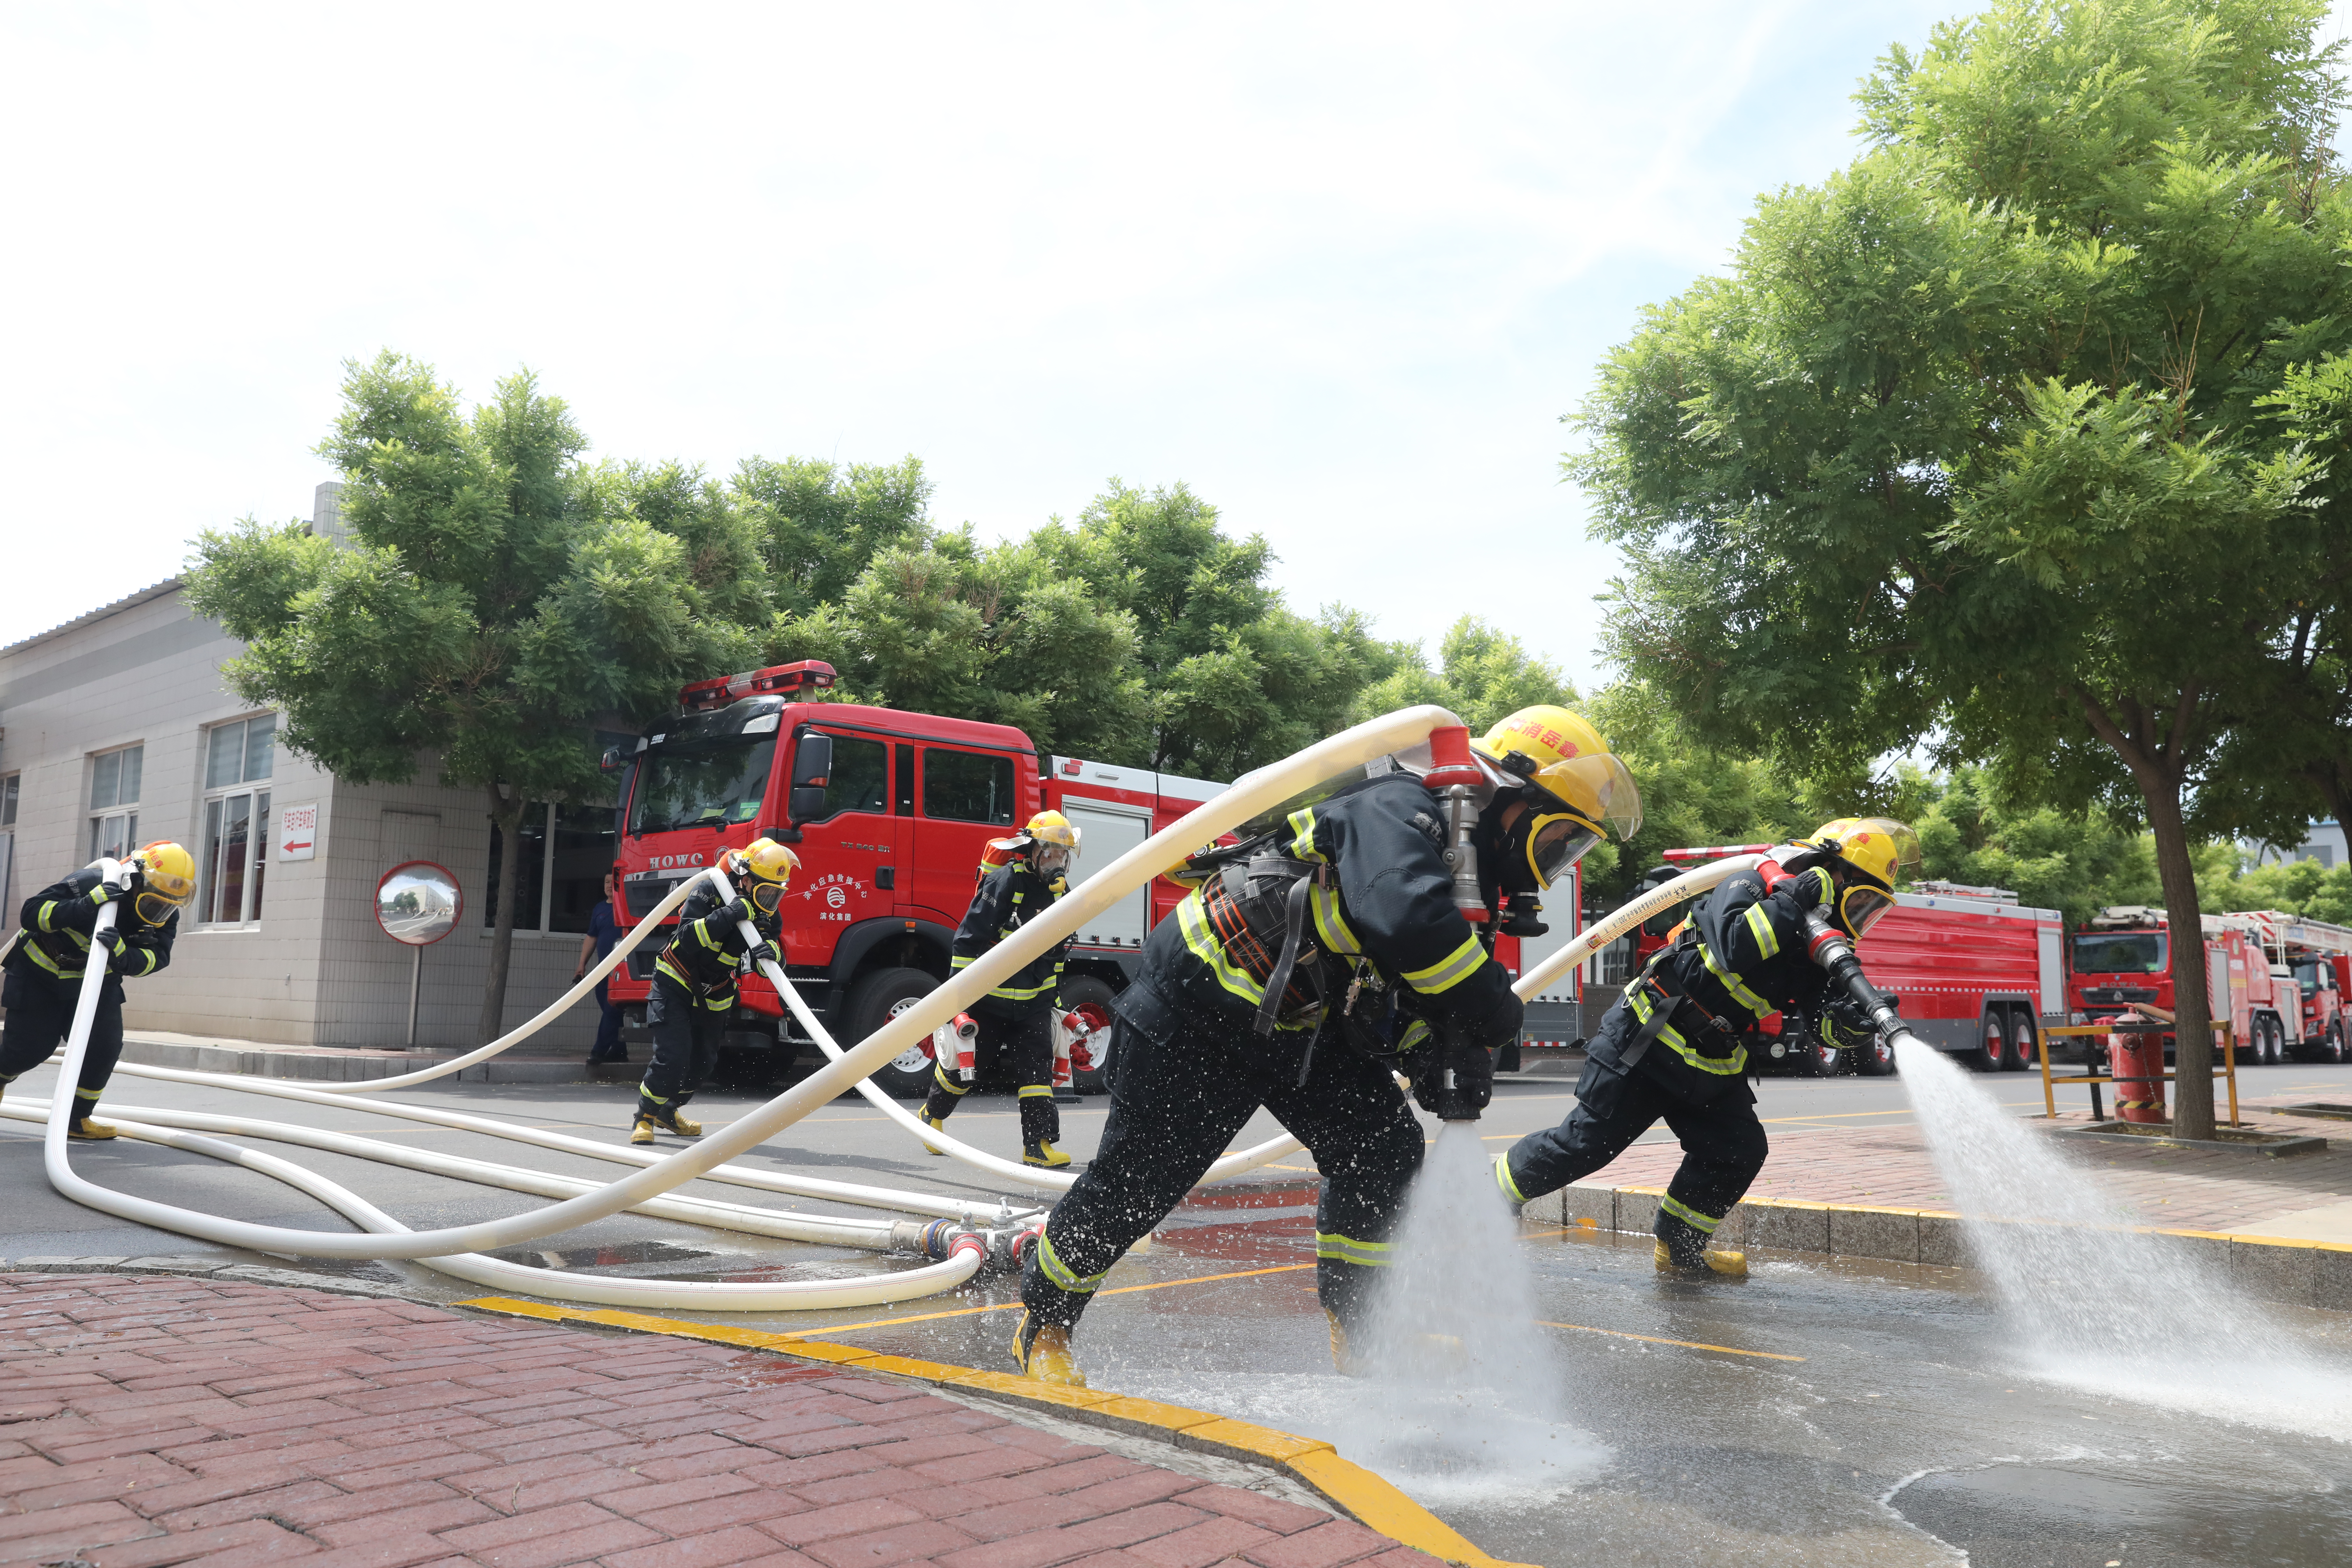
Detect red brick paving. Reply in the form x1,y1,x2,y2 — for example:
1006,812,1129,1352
1581,1094,2352,1233
0,1276,1443,1568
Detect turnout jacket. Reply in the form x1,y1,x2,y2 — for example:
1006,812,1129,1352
1131,771,1518,1047
653,885,777,1009
6,867,178,985
953,860,1071,1008
1600,863,1832,1097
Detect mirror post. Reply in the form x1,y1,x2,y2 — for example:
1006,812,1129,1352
408,945,424,1048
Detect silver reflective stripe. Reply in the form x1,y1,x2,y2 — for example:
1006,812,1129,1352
1660,1193,1720,1234
1036,1230,1107,1294
1314,1231,1393,1268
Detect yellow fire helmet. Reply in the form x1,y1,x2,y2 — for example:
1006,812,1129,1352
131,841,196,925
727,836,802,917
1475,705,1644,890
1803,817,1921,936
1024,810,1080,877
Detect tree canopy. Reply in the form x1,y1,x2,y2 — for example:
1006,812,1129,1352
1573,0,2352,1135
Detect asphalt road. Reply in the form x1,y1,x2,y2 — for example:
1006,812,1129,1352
7,1058,2352,1567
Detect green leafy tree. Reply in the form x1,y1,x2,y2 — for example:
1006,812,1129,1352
735,455,935,618
1910,769,2165,927
185,354,750,1042
1574,0,2350,1136
1352,616,1577,734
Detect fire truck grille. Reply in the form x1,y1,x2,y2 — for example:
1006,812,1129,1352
624,875,694,920
2082,986,2159,1004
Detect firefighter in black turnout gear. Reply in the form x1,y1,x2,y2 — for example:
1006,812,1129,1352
0,843,195,1139
633,838,799,1145
1011,706,1642,1386
1498,817,1921,1277
922,811,1083,1168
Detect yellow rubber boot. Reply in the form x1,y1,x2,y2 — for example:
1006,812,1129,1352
1022,1140,1072,1169
1011,1311,1086,1386
667,1111,702,1136
1654,1238,1749,1280
1326,1309,1364,1377
919,1111,950,1156
630,1116,658,1146
69,1117,118,1142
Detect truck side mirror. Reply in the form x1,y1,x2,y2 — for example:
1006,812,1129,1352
787,734,833,824
599,746,626,775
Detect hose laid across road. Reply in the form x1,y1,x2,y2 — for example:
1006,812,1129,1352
30,706,1485,1303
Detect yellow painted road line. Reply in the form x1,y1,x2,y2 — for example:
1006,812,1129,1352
458,1295,1533,1568
1536,1319,1806,1362
808,1262,1319,1337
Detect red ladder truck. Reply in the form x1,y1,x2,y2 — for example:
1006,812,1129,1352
600,661,1224,1097
2067,907,2308,1067
1610,846,2065,1075
2242,910,2352,1063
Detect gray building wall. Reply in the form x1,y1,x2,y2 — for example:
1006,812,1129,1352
0,487,597,1054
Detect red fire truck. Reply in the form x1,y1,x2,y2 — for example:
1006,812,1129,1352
1614,847,2065,1075
602,661,1225,1096
2070,907,2347,1066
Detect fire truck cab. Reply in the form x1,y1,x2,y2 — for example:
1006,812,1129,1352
2068,908,2304,1066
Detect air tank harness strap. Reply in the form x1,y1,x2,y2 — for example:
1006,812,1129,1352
1620,944,1736,1072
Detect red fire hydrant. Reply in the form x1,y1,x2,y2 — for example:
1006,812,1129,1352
2107,1021,2168,1125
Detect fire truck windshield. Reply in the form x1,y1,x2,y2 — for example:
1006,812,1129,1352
628,734,777,836
2071,932,2167,974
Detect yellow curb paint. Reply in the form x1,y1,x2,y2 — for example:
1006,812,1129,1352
1536,1320,1806,1362
456,1295,1535,1568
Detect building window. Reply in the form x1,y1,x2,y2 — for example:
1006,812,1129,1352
921,748,1016,826
1,772,17,932
200,716,276,926
88,744,144,861
486,733,629,936
2,774,17,829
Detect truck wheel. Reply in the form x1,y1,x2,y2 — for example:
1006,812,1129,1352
1970,1008,2008,1072
2267,1015,2288,1066
2328,1022,2348,1066
1058,973,1120,1095
841,966,941,1099
2003,1009,2038,1073
1853,1033,1898,1076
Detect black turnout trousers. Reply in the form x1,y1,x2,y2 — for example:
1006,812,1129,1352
1503,1002,1769,1239
639,969,726,1111
1021,1001,1423,1333
923,996,1060,1145
0,966,125,1102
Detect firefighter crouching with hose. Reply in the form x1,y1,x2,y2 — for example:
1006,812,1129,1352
1498,818,1920,1277
1011,706,1642,1385
0,843,196,1139
920,810,1084,1169
632,837,800,1145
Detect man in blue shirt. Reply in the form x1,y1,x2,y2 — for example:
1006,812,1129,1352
574,869,625,1064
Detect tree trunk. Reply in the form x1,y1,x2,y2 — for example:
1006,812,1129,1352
480,786,526,1046
2142,783,2215,1140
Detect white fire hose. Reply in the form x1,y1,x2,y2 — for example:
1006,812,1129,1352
22,711,1760,1309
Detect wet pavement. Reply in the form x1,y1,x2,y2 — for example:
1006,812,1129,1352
8,1066,2352,1565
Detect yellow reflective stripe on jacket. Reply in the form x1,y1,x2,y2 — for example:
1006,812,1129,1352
1174,888,1317,1029
1314,1232,1392,1268
1036,1230,1107,1295
1743,902,1780,959
1402,933,1485,995
1307,880,1362,957
1495,1157,1529,1205
1016,1085,1055,1099
950,954,975,970
20,942,74,980
1659,1193,1721,1234
988,978,1058,1001
1286,806,1327,863
1697,940,1774,1020
1629,986,1747,1076
932,1063,971,1096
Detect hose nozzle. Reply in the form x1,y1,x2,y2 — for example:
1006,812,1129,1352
1435,1066,1481,1123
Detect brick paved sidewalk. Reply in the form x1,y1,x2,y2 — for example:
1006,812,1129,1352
1578,1096,2352,1236
0,1274,1438,1568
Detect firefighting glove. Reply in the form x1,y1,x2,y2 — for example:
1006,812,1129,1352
1822,994,1877,1051
750,936,782,970
101,933,141,975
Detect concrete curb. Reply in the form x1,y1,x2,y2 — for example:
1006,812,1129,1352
1538,1182,2352,1312
457,1295,1536,1568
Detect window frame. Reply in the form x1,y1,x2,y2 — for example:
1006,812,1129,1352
197,715,277,929
917,745,1020,827
87,743,145,863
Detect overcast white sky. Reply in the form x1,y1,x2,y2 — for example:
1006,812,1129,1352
7,1,2304,693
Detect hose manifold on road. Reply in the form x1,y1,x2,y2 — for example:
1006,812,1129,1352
27,709,1758,1312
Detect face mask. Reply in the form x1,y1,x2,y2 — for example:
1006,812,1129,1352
748,880,784,918
1839,883,1893,937
1033,846,1071,878
1496,800,1603,893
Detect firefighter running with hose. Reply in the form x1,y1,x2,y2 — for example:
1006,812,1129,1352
1497,818,1919,1277
921,810,1082,1169
633,837,799,1145
1010,706,1640,1385
0,843,195,1139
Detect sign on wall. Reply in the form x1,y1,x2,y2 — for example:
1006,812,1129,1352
278,800,320,861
